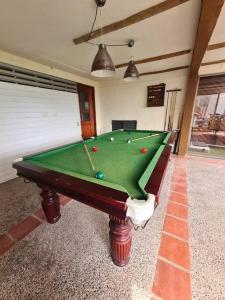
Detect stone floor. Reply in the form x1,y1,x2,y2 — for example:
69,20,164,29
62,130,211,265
0,156,225,299
0,177,40,235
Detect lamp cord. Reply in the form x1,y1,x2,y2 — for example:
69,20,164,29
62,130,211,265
86,5,99,42
100,8,104,44
85,3,134,48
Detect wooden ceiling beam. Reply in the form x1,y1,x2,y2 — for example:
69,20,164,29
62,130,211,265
178,0,225,155
207,42,225,51
201,58,225,66
139,65,189,76
115,49,192,69
199,83,225,89
73,0,190,45
199,85,225,91
198,88,225,95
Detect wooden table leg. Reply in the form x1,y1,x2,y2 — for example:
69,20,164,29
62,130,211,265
40,187,61,224
109,215,132,267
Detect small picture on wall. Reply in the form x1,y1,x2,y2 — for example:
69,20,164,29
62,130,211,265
147,83,166,107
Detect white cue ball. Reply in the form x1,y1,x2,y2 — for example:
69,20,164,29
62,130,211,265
127,139,131,144
110,137,114,141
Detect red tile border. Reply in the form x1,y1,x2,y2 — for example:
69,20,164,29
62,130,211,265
60,195,72,206
152,259,191,300
169,191,188,205
163,215,189,241
187,155,225,166
0,234,14,256
151,157,191,299
159,233,190,269
1,194,72,256
166,202,188,220
170,182,187,194
9,216,41,240
34,207,46,220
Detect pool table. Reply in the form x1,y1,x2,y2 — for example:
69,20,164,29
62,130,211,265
13,129,175,266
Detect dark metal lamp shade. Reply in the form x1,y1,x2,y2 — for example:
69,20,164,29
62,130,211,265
91,44,115,77
123,60,140,81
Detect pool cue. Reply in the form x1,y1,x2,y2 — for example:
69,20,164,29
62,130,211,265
170,91,176,129
171,90,177,129
168,91,174,130
164,91,170,130
83,142,95,171
130,133,161,142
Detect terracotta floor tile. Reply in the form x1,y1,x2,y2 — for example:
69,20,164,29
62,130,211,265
0,234,14,255
159,233,190,269
172,174,186,181
171,178,187,189
169,191,188,205
171,183,186,194
60,196,72,206
163,215,189,241
9,216,41,240
174,163,186,169
173,168,187,178
153,259,191,300
34,208,46,220
166,202,188,219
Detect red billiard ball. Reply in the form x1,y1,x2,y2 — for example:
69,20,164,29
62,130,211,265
92,146,97,152
140,147,148,153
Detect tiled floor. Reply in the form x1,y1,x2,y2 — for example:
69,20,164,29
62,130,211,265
151,156,192,300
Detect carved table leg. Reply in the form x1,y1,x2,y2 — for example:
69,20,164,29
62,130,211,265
109,215,132,267
40,187,61,224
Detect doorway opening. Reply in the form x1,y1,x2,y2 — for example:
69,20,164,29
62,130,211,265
189,75,225,158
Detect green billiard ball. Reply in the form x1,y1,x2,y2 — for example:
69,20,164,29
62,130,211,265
95,171,104,180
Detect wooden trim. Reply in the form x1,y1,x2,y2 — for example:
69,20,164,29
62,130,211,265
198,88,225,95
73,0,190,44
116,50,192,69
178,0,225,155
201,59,225,66
207,42,225,51
140,65,189,76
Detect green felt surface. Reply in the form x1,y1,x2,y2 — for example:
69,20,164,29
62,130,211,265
24,130,171,199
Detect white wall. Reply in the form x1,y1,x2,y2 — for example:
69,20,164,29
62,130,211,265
0,82,82,183
0,49,101,134
99,70,188,133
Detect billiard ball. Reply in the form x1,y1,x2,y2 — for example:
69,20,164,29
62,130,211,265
140,147,148,153
92,146,97,152
95,171,104,180
127,139,131,144
110,137,114,142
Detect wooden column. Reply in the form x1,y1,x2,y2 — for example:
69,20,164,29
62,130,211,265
178,73,199,155
178,0,225,155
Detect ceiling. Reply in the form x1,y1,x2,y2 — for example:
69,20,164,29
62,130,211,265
0,0,223,81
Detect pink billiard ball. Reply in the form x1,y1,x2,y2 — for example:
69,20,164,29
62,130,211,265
140,147,148,154
92,146,98,152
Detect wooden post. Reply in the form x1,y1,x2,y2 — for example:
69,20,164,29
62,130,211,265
178,73,199,155
178,0,225,155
